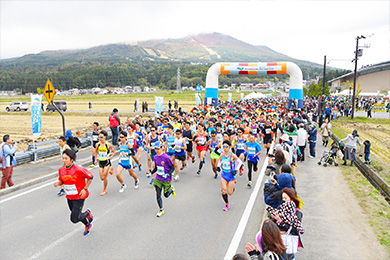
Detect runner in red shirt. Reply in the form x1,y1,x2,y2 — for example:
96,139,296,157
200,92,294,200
54,149,94,236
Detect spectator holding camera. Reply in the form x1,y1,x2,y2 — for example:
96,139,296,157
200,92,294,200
265,150,286,178
0,135,17,189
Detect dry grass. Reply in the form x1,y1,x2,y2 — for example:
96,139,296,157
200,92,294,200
0,112,110,152
332,117,390,183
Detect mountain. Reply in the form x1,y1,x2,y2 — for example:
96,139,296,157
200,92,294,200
0,32,321,68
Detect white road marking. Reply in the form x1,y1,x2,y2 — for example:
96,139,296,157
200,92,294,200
224,143,274,260
0,157,119,204
0,181,54,204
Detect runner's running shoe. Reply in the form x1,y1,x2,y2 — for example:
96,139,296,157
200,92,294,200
109,167,113,175
174,174,180,181
134,180,139,189
149,178,154,185
187,155,189,160
146,170,151,178
100,190,107,196
156,209,165,217
247,181,252,188
192,157,195,163
214,173,218,179
89,164,96,168
58,188,65,196
171,186,176,197
84,223,92,236
180,165,186,171
138,164,142,171
239,167,243,176
223,203,230,211
119,184,127,193
85,208,93,223
197,170,201,175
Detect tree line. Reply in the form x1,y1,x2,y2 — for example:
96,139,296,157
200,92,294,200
0,59,349,94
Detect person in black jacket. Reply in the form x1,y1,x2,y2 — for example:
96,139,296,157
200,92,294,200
65,129,81,153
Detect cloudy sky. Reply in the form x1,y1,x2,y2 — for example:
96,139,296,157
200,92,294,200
1,0,389,70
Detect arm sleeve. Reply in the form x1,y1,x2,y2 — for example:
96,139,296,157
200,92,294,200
168,164,175,175
151,165,158,174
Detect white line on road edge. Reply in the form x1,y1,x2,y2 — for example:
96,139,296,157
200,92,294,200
0,180,54,204
224,143,274,260
0,157,119,204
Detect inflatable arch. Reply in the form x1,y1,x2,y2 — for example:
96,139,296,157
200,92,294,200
204,62,303,108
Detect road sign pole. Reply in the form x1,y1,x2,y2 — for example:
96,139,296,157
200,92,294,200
52,102,66,136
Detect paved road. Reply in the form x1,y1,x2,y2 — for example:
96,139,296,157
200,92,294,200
0,144,267,260
1,137,388,259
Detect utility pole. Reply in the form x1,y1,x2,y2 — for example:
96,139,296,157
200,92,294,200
322,55,326,96
351,35,366,119
176,67,181,92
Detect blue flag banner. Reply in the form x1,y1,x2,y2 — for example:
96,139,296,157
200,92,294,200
195,84,202,92
31,94,42,137
241,93,244,101
155,96,164,116
228,93,232,102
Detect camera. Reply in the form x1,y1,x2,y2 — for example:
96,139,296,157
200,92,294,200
268,153,275,158
12,141,19,145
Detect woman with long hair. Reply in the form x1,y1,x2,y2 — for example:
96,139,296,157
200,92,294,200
245,219,287,260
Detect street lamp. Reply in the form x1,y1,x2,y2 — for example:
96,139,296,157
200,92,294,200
351,35,366,119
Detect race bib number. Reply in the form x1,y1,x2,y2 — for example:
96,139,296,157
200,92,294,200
237,143,245,150
265,128,271,134
157,166,165,176
248,147,256,155
185,139,189,144
92,135,98,142
222,161,230,171
252,128,257,134
128,136,134,144
198,137,205,144
120,154,129,161
228,125,233,130
175,147,182,153
217,134,223,141
64,184,78,195
98,152,108,160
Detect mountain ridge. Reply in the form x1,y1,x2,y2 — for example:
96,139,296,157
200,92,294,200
1,32,321,68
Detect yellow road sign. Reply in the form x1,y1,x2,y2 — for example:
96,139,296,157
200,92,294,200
43,78,55,104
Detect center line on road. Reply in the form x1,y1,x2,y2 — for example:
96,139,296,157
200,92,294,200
223,143,274,260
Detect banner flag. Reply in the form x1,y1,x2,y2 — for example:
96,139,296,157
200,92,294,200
31,94,43,137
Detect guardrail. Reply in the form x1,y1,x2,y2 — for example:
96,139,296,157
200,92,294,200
330,132,390,203
15,128,113,165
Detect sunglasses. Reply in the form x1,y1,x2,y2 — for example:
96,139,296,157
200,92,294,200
223,145,229,148
237,131,243,134
151,130,156,132
98,136,104,138
119,136,125,139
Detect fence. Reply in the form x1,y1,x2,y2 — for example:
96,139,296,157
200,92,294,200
15,128,113,165
330,132,390,203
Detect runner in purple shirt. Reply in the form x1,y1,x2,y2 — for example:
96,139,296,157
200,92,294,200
151,141,176,217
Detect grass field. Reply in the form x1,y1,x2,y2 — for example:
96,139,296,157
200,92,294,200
0,90,274,112
331,117,390,183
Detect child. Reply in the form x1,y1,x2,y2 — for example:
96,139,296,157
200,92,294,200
363,140,371,164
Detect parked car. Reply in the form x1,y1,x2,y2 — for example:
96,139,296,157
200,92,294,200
46,101,67,112
6,102,29,111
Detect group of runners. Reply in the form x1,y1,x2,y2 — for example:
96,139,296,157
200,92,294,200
55,96,320,236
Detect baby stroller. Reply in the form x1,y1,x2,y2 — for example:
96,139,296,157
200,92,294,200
318,141,339,167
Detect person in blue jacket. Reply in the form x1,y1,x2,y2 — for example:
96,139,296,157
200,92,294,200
264,164,295,208
308,123,317,158
245,134,262,188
